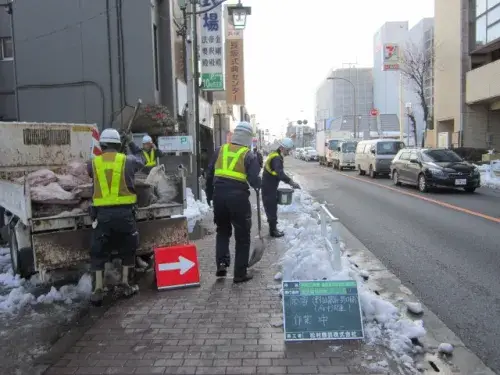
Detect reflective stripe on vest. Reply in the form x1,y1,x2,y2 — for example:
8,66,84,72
264,152,280,176
92,153,137,207
214,144,249,182
143,149,156,167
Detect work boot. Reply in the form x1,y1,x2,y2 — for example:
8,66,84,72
234,273,253,284
269,221,284,238
90,289,104,306
116,265,139,298
215,263,228,277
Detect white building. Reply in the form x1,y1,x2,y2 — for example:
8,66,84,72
315,67,373,132
373,21,409,118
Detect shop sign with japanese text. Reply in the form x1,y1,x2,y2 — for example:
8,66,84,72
225,38,245,105
199,2,224,91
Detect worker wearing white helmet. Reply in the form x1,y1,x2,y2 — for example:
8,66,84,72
204,121,262,284
262,137,300,238
86,128,144,305
127,134,166,173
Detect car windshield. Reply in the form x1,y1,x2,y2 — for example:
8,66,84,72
421,149,463,163
376,141,404,155
341,143,357,152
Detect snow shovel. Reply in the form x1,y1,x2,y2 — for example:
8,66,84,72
248,189,265,268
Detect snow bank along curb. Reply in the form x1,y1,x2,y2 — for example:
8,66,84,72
0,189,210,314
271,181,493,374
476,163,500,190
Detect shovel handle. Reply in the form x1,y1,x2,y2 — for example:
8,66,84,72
256,190,262,233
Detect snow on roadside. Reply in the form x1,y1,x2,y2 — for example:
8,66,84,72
275,184,426,370
182,188,210,233
0,248,92,314
476,163,500,190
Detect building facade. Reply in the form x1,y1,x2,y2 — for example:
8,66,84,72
315,67,373,132
0,6,14,121
431,0,500,149
373,22,409,117
403,18,434,145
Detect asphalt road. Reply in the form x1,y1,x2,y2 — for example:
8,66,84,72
287,157,500,373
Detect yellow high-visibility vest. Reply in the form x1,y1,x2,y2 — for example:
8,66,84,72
92,152,137,207
214,143,249,182
265,152,281,176
143,149,156,167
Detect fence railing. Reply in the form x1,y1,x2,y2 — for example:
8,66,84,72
318,204,342,271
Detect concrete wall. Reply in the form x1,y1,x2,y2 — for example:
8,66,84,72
11,0,177,129
373,21,408,115
0,9,15,120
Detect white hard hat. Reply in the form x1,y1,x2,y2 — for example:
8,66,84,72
99,128,121,144
142,135,153,144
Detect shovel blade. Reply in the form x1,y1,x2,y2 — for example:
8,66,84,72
248,236,265,268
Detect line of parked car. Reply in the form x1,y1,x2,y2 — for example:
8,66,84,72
294,138,482,194
294,147,319,161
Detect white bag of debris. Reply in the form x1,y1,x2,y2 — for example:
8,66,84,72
17,169,58,187
65,161,91,181
56,174,86,191
31,182,80,205
145,165,178,203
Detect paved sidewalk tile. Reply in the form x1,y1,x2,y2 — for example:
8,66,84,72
45,200,401,375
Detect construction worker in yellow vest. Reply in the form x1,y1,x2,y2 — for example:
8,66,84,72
262,138,300,238
86,128,145,305
128,134,166,174
205,122,262,283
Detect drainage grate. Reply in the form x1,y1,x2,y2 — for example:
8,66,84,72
23,128,70,146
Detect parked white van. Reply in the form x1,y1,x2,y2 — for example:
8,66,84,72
355,139,405,178
332,140,357,170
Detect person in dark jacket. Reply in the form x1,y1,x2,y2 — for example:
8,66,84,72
262,138,300,238
87,128,144,305
253,147,264,169
205,122,261,283
128,134,166,174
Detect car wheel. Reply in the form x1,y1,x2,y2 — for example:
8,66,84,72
392,170,401,186
418,174,428,193
339,166,344,171
464,187,476,193
369,165,376,179
358,165,365,176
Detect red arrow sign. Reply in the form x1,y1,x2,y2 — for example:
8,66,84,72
154,244,200,290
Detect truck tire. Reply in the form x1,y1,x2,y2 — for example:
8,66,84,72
9,228,35,279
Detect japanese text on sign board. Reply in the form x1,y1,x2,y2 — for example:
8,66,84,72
200,3,223,90
230,41,240,98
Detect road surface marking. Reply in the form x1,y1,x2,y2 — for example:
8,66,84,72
337,172,500,224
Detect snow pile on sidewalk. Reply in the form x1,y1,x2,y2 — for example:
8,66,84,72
183,188,210,232
477,163,500,190
276,187,426,370
0,248,92,314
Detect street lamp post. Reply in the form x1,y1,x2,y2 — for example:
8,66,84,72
405,102,412,146
178,0,251,199
327,77,357,139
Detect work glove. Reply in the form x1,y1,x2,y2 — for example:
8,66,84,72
289,181,301,189
120,131,133,144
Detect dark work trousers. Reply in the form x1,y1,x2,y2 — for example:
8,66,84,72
90,206,139,271
262,185,278,224
213,189,252,277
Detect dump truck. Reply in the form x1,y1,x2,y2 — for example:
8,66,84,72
0,122,189,279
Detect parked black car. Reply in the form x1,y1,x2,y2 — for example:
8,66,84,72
390,148,480,193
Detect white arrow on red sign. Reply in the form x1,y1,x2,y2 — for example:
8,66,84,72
158,256,195,275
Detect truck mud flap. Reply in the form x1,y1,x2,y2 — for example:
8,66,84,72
32,217,189,271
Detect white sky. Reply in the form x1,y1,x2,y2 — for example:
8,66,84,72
240,0,434,136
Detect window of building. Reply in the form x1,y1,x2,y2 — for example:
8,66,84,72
0,37,13,60
476,15,488,46
488,21,500,41
489,0,500,10
488,4,500,25
477,0,488,16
